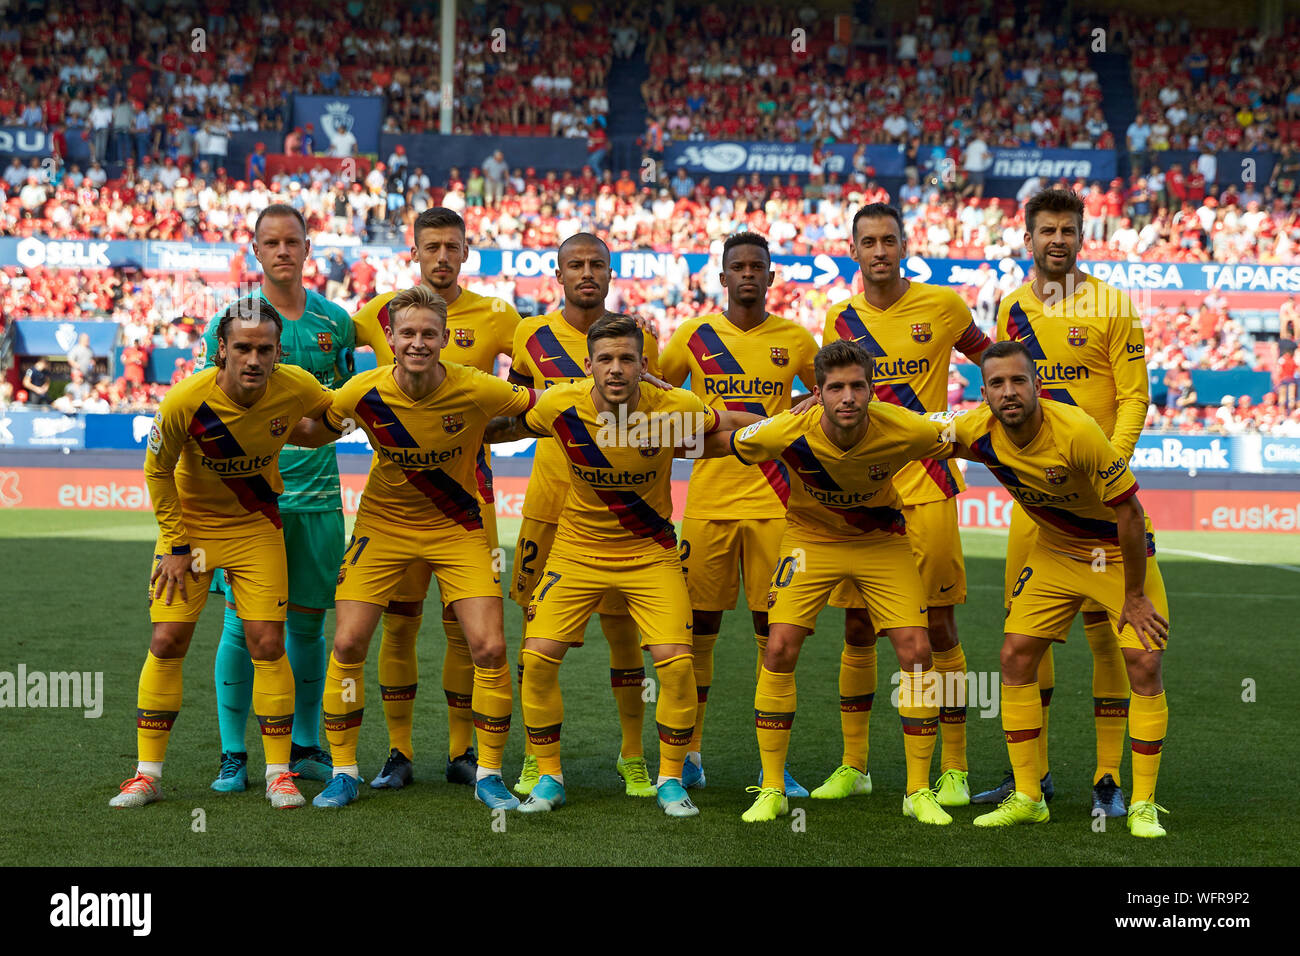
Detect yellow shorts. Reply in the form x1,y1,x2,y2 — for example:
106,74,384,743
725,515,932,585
830,498,966,609
335,517,501,608
509,516,628,616
392,500,501,604
768,532,928,633
149,529,287,624
1004,541,1170,649
679,517,784,612
525,545,691,648
1005,503,1154,616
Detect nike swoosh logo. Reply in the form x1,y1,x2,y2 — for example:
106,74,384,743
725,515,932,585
370,420,395,429
566,440,588,448
222,680,249,686
938,583,955,593
702,351,726,361
302,677,324,685
539,354,564,363
139,711,168,719
277,600,288,607
850,335,869,343
796,467,821,475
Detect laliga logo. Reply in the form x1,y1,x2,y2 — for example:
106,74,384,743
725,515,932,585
678,143,748,173
322,102,355,148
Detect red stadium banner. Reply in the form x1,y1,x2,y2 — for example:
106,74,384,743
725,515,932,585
2,466,1298,533
263,154,371,182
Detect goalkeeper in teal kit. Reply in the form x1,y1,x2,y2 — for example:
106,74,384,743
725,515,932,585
198,204,356,790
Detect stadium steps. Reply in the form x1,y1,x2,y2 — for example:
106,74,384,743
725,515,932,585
606,42,651,175
1090,44,1137,177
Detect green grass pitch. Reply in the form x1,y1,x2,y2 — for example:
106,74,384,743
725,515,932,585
0,509,1295,866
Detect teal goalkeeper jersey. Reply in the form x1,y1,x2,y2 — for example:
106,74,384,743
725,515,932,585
197,288,356,512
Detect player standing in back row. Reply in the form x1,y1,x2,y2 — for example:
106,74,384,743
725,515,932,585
351,207,522,791
201,204,355,793
974,188,1152,819
659,232,818,795
819,204,991,806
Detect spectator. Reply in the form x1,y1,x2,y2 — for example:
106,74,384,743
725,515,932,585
89,97,113,164
22,359,52,405
482,149,508,206
66,332,95,379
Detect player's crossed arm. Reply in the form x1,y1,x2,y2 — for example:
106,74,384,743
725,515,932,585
287,404,347,448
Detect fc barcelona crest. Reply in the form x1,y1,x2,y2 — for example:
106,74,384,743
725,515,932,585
1067,327,1088,347
770,347,789,367
454,328,475,348
766,590,777,610
443,413,466,434
1044,466,1068,485
269,417,287,437
317,332,333,352
911,323,932,343
639,442,657,458
868,462,889,481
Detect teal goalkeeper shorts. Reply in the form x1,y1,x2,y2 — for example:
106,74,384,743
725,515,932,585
214,510,347,612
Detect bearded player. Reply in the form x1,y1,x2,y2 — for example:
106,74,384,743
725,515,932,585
973,188,1151,819
818,204,990,806
200,204,355,793
351,207,522,790
659,231,818,794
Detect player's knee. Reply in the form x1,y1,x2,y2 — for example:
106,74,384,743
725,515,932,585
469,636,507,669
843,609,876,646
692,610,723,633
331,631,369,665
149,624,192,658
1123,650,1163,694
893,628,932,671
999,639,1038,683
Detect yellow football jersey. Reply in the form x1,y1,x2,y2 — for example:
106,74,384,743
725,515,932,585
144,364,332,551
523,380,716,557
995,275,1149,458
326,362,536,531
730,402,951,543
352,286,521,370
949,401,1149,562
661,312,818,519
510,311,661,524
822,282,991,505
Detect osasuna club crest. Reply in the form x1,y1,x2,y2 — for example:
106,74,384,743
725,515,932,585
269,417,288,437
443,413,465,434
868,462,890,481
911,322,932,343
317,332,333,352
770,347,789,367
454,328,475,348
1067,327,1088,347
1044,466,1068,484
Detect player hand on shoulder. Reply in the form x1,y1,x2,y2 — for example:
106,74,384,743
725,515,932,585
288,409,344,448
1118,593,1170,652
790,393,817,415
485,413,536,444
629,312,660,338
151,553,199,605
640,369,673,391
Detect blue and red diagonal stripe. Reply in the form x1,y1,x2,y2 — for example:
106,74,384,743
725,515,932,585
921,457,961,497
1004,302,1047,360
833,305,887,357
552,407,613,468
724,399,790,504
780,436,902,533
1040,387,1077,405
971,433,1026,488
404,466,484,531
873,380,926,413
188,403,282,528
475,444,494,504
526,326,585,380
779,436,841,491
355,388,420,448
688,325,746,375
592,485,678,549
377,300,392,334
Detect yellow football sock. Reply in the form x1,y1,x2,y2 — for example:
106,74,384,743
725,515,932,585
1001,682,1043,801
838,644,875,772
1086,618,1130,785
442,607,476,759
688,632,717,752
897,667,940,794
1036,646,1054,775
471,664,512,774
1129,690,1168,804
378,610,420,759
251,655,295,768
754,632,768,683
755,666,796,792
521,649,563,777
652,653,695,780
601,613,646,760
136,651,183,765
931,644,968,773
323,653,365,770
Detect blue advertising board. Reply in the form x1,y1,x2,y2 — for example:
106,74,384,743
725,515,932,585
667,141,904,179
291,95,384,156
985,147,1117,183
10,320,121,358
0,411,86,449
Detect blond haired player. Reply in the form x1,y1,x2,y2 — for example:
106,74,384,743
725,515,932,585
292,285,536,810
351,207,522,790
949,342,1170,838
660,231,818,794
974,188,1151,820
818,203,991,806
110,297,332,810
504,233,659,797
